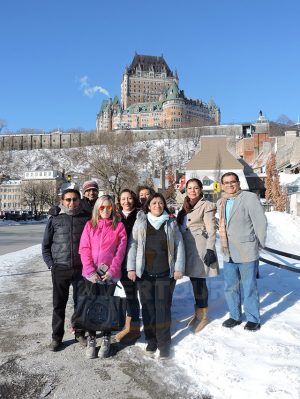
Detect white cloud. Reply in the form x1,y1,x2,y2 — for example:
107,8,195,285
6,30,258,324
79,75,110,98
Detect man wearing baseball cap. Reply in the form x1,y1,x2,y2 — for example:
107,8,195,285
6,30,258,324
81,180,99,215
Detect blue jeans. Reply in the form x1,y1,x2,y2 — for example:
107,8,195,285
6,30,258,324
223,260,260,323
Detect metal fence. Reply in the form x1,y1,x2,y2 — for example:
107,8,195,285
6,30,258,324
259,246,300,274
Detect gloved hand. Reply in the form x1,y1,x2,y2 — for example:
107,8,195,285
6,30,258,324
204,249,217,266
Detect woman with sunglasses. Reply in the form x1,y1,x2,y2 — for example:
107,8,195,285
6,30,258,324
79,195,127,359
114,189,141,344
127,193,185,360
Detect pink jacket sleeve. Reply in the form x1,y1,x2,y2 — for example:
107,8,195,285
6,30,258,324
109,223,127,278
79,222,96,278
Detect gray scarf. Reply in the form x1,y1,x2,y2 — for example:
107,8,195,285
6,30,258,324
60,203,83,216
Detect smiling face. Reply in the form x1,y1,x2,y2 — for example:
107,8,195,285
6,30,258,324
98,199,113,219
120,191,134,212
186,181,202,200
62,193,80,209
139,189,151,200
222,175,240,195
148,197,165,217
84,188,98,201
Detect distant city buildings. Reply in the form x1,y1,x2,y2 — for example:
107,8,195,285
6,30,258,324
0,180,22,214
96,54,220,132
0,170,65,215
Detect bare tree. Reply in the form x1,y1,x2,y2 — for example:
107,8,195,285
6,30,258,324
0,151,12,178
22,180,60,215
85,132,144,197
190,128,202,148
22,181,40,215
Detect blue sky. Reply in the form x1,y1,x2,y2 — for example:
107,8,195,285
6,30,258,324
1,0,299,132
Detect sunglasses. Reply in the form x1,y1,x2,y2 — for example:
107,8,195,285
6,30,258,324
64,197,79,202
223,181,238,186
98,205,113,211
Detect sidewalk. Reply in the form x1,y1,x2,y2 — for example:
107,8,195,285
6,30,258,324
0,247,202,399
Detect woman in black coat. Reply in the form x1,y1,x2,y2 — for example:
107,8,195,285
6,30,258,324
114,189,141,344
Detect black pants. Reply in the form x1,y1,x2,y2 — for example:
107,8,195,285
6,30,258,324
137,274,176,351
82,279,116,338
190,277,208,308
51,268,84,341
120,268,140,322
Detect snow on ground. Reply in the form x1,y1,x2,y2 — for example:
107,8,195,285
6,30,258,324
0,244,41,276
1,212,300,399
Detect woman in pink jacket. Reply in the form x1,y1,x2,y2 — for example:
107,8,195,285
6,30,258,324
79,195,127,359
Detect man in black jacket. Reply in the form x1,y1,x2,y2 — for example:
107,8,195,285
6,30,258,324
42,189,90,351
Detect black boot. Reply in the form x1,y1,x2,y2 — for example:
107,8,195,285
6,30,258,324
244,321,261,331
222,318,242,328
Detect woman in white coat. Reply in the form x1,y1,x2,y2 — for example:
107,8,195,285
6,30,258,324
127,193,185,360
177,178,219,333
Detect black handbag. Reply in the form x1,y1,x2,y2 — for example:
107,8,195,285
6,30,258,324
73,282,127,332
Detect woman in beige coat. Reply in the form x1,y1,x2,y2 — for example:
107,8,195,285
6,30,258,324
177,178,219,333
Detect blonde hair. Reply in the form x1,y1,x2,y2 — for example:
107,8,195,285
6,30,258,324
91,195,117,229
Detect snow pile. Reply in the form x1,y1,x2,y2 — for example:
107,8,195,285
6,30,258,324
280,173,300,187
265,211,300,255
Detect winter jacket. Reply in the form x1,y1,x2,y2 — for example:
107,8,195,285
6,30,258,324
79,219,127,279
126,211,185,278
217,191,267,263
177,198,219,278
80,197,97,216
42,205,90,270
119,208,138,238
119,208,138,269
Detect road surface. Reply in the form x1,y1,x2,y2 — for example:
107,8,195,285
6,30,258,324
0,223,46,255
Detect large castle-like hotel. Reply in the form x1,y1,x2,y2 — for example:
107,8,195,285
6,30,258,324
96,54,220,132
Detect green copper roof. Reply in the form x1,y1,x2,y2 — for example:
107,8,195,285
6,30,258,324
166,81,180,100
126,101,163,114
113,96,120,105
207,98,218,109
100,100,109,112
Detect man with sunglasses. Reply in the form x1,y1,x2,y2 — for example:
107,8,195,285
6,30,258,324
81,180,99,215
42,189,90,351
217,172,267,332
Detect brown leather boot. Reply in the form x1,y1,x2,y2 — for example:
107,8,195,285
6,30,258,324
114,316,141,344
114,316,131,342
194,307,210,333
187,306,199,329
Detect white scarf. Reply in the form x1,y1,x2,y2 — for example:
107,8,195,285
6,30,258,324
147,210,169,230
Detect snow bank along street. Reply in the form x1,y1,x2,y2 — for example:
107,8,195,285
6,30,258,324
0,212,299,399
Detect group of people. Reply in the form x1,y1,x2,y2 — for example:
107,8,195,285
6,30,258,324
42,172,267,361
